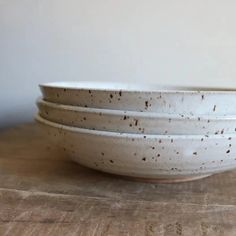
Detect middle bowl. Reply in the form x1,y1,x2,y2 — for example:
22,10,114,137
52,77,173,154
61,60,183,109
37,98,236,135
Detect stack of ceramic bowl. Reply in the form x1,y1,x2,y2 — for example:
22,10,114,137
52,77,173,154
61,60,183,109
36,82,236,183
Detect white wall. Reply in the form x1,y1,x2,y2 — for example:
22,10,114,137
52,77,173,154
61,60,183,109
1,0,236,128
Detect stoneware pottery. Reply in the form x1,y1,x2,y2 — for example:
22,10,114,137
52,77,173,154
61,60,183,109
40,82,236,115
35,114,236,183
37,98,236,135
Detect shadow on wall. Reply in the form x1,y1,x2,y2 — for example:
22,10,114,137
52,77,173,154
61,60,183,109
0,104,36,130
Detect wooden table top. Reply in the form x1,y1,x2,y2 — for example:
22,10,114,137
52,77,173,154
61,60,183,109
0,123,236,235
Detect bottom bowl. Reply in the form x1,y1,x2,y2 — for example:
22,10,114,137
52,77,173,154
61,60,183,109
35,114,236,183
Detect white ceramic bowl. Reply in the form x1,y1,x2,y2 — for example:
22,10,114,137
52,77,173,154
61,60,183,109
40,82,236,115
35,114,236,183
37,98,236,135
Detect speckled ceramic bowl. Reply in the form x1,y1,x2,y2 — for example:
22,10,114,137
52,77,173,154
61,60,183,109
40,82,236,115
37,98,236,135
35,114,236,183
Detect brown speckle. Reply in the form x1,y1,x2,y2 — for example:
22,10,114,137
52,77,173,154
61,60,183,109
134,119,138,126
145,101,149,108
132,138,135,141
109,160,114,163
142,157,146,161
152,146,155,149
176,152,179,155
101,152,104,156
63,89,66,92
56,93,60,98
159,139,162,143
123,115,127,120
157,154,160,157
88,90,91,94
83,117,86,121
119,91,122,96
171,168,176,170
176,222,182,236
109,94,113,99
129,124,132,127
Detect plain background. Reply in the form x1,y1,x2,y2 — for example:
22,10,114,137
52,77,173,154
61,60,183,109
1,0,236,128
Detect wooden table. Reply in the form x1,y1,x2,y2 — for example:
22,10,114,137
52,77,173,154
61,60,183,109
0,123,236,235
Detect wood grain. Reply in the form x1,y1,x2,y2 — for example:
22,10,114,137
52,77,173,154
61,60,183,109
0,123,236,235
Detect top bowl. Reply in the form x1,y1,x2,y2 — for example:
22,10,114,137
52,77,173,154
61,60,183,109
40,82,236,115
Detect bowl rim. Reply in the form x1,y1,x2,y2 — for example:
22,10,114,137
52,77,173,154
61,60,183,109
37,97,236,121
35,113,236,139
39,81,236,94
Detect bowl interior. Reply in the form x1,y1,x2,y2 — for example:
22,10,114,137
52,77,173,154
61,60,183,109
40,81,236,93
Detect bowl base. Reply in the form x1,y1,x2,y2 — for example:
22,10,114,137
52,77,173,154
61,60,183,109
122,174,212,183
